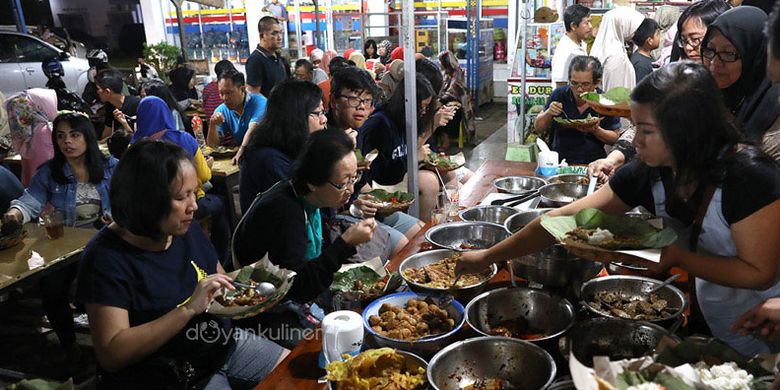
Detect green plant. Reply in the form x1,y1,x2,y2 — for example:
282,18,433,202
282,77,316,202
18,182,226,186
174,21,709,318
142,42,182,82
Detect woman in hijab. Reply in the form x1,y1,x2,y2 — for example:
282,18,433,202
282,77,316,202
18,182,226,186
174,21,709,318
651,6,682,66
438,50,476,146
349,51,367,70
310,48,324,68
343,48,356,61
390,47,405,62
320,50,338,76
378,40,393,65
701,6,780,161
133,96,232,263
588,0,730,182
5,89,57,186
349,51,376,80
168,66,198,106
379,60,404,104
590,6,645,90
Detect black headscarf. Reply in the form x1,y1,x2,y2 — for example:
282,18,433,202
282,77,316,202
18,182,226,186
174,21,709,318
169,66,196,101
702,6,780,142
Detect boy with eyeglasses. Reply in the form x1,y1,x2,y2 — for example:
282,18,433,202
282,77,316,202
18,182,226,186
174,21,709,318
326,66,424,255
534,56,621,165
326,67,378,144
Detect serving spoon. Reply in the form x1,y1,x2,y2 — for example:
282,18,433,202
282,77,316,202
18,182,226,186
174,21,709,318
646,274,681,295
232,281,277,296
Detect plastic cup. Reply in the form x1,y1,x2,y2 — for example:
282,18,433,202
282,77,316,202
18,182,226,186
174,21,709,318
431,208,447,225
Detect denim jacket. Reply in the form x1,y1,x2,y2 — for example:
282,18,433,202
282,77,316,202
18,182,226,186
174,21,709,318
10,157,118,226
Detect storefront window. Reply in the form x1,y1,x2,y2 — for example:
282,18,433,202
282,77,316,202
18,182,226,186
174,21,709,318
164,0,250,66
332,0,362,53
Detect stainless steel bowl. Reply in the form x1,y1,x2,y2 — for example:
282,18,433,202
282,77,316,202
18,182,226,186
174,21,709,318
465,287,575,342
425,221,510,251
548,173,588,185
362,292,465,358
504,208,554,233
580,275,688,323
561,317,675,367
459,205,519,225
538,182,589,208
511,245,603,291
492,176,548,195
428,336,556,390
505,209,602,294
399,249,498,304
327,349,428,390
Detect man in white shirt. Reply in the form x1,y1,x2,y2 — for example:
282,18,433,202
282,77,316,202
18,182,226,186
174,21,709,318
551,4,592,87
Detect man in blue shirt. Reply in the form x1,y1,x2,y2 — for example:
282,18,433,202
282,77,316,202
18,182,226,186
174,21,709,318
534,55,621,164
207,69,267,162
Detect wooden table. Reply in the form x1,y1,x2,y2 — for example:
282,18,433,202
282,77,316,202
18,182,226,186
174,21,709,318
0,223,96,293
254,160,536,390
210,158,241,226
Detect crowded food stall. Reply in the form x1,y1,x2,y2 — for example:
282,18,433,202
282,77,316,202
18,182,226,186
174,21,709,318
3,0,780,387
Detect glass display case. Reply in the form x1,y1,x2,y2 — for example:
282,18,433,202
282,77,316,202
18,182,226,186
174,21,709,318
446,18,494,106
509,22,565,80
506,22,565,144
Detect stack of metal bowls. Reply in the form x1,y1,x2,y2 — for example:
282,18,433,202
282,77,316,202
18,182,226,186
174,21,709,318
425,221,509,251
492,176,547,194
465,287,575,344
399,249,498,304
561,317,675,367
459,205,519,225
427,336,556,390
362,291,465,358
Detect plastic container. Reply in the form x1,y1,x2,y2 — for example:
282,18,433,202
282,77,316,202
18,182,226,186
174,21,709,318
192,114,206,149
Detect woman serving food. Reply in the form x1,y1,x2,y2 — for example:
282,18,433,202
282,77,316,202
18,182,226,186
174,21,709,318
456,61,780,357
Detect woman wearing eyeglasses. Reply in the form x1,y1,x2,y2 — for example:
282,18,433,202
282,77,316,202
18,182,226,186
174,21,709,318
588,0,730,181
458,62,780,357
701,6,780,161
533,56,621,165
675,0,730,62
234,130,376,303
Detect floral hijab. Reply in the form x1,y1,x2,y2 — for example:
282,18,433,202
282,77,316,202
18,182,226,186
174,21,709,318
5,88,58,146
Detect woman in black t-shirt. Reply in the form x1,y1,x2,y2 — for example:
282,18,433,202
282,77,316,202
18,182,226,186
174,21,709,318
77,140,287,388
456,62,780,356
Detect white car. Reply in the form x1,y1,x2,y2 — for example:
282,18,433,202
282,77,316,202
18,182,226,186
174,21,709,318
0,31,90,97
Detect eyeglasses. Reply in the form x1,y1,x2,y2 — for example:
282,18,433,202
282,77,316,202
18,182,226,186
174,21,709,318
676,36,703,49
338,95,374,108
701,47,741,63
309,109,326,118
328,172,362,191
569,81,594,90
